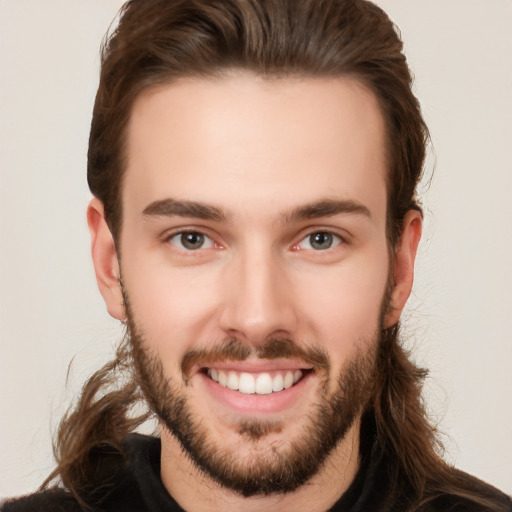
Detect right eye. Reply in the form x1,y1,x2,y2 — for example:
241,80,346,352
167,231,214,251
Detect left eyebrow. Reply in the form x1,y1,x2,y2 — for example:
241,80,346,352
282,199,372,223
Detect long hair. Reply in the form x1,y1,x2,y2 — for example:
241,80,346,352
45,327,506,510
45,0,506,510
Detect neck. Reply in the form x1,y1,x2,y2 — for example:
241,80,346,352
159,419,362,512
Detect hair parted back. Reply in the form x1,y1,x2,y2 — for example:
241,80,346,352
88,0,426,246
47,1,506,510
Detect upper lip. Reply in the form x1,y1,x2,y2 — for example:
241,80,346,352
193,359,314,374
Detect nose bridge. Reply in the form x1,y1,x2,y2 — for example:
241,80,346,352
219,240,296,343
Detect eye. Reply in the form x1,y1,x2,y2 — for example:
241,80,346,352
297,231,342,251
168,231,214,251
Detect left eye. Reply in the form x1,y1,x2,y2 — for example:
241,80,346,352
168,232,214,251
297,232,342,251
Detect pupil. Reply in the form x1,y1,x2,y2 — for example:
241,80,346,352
311,232,332,250
182,232,204,250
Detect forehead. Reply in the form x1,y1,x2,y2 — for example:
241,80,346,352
122,73,388,224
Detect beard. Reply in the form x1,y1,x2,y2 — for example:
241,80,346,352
124,300,381,497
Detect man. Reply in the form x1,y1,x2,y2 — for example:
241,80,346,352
2,0,510,511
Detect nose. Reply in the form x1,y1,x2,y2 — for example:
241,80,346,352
218,245,298,345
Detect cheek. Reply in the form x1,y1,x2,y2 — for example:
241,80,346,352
121,236,389,372
294,255,388,358
121,257,222,352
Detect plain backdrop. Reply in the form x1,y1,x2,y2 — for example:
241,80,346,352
1,0,511,500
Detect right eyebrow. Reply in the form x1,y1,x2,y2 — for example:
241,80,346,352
142,198,227,222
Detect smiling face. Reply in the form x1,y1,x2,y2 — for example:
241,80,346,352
88,73,421,501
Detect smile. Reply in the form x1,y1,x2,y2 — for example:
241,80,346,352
207,368,303,395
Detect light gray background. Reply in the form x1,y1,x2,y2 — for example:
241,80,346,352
1,0,511,499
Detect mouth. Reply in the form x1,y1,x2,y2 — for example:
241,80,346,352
205,368,307,395
194,361,316,415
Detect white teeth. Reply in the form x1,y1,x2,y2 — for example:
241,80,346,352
207,369,304,394
218,370,227,387
255,373,273,394
238,372,255,394
226,371,239,390
283,371,294,389
272,373,284,392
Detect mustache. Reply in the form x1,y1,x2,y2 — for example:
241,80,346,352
181,337,330,380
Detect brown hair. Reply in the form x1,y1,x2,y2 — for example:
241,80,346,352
87,0,426,246
46,0,506,510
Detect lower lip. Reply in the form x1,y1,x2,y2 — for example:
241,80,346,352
197,371,313,415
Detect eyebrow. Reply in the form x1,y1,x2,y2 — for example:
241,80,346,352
283,199,371,222
142,197,371,223
142,198,226,221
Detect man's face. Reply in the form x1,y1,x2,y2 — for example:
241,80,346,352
104,74,399,493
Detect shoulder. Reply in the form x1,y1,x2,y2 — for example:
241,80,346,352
1,488,82,512
1,485,146,512
1,434,158,512
421,468,512,512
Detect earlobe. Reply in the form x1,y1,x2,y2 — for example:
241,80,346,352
383,209,422,328
87,198,125,321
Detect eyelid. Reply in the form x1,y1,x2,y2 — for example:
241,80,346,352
161,225,350,252
292,227,350,251
163,227,221,251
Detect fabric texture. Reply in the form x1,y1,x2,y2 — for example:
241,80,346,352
2,416,511,512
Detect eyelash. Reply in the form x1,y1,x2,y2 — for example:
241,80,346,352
164,228,347,253
166,230,217,251
293,231,344,252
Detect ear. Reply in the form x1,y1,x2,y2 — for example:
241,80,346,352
87,197,125,321
383,209,422,328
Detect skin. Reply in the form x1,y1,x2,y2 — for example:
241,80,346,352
88,73,422,511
